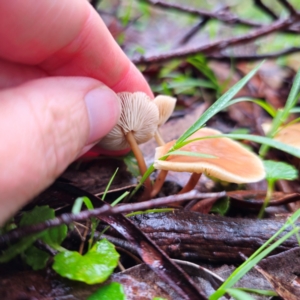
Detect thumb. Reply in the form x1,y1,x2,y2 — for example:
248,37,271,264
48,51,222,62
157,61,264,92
0,77,120,224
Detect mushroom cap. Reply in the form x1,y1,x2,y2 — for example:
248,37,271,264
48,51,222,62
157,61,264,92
274,123,300,149
99,92,159,150
154,128,266,183
153,95,177,126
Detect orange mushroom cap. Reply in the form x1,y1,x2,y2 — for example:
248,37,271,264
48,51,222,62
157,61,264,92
154,128,266,183
274,123,300,149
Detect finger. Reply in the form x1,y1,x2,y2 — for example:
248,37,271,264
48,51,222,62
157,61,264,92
0,58,47,89
0,76,120,224
0,0,153,96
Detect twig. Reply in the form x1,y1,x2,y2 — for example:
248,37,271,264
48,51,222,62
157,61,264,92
205,46,300,61
34,240,58,256
177,6,229,46
277,0,298,16
132,15,297,65
141,0,264,27
0,190,226,247
254,0,278,20
177,17,210,46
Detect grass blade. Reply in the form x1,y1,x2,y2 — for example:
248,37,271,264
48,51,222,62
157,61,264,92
281,70,300,122
210,209,300,299
174,61,264,147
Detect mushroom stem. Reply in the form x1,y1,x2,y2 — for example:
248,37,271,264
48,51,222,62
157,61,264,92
154,130,165,147
125,131,152,193
151,131,169,198
178,173,202,194
150,170,168,198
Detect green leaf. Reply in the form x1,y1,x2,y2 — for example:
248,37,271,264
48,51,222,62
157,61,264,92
152,298,168,300
20,206,67,247
20,205,54,227
42,224,67,248
87,282,126,300
30,208,67,248
123,151,140,177
126,208,174,217
174,61,264,147
227,288,255,300
263,160,298,181
0,232,43,263
281,69,300,122
259,108,285,156
129,164,155,198
187,55,220,91
210,197,230,215
227,97,277,117
102,168,119,201
290,107,300,113
53,239,119,284
164,150,217,159
219,134,300,158
72,196,94,214
235,287,277,296
111,191,130,207
23,246,49,270
0,206,67,263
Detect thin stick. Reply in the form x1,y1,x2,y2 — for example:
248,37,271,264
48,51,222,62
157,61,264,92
151,170,168,198
79,220,90,254
151,129,169,197
132,15,296,65
0,190,226,247
179,173,202,194
125,131,152,193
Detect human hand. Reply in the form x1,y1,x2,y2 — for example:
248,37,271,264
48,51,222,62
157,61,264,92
0,0,153,224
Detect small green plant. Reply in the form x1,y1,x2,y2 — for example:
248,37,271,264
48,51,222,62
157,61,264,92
0,170,126,296
259,69,300,156
209,209,300,299
0,205,67,266
87,282,126,300
53,238,119,284
259,160,298,218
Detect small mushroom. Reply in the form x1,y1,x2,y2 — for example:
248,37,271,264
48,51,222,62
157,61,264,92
153,95,177,146
153,128,266,194
149,95,176,197
273,123,300,149
99,92,159,192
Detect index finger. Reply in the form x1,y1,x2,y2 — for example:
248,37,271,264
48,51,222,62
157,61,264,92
0,0,153,95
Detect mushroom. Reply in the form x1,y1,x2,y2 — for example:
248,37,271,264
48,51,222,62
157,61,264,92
153,128,266,194
273,123,300,149
153,95,177,146
99,92,159,192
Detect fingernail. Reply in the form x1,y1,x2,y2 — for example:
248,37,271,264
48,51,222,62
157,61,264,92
84,86,120,145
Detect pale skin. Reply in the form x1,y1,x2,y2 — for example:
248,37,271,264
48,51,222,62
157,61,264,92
0,0,153,225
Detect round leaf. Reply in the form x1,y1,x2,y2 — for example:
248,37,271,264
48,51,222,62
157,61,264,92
87,282,126,300
263,160,298,182
23,246,49,270
53,239,119,284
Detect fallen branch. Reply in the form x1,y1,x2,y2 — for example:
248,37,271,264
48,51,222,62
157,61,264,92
205,47,300,61
0,189,225,247
278,0,298,16
254,0,278,20
130,210,299,262
141,0,267,28
132,14,298,65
